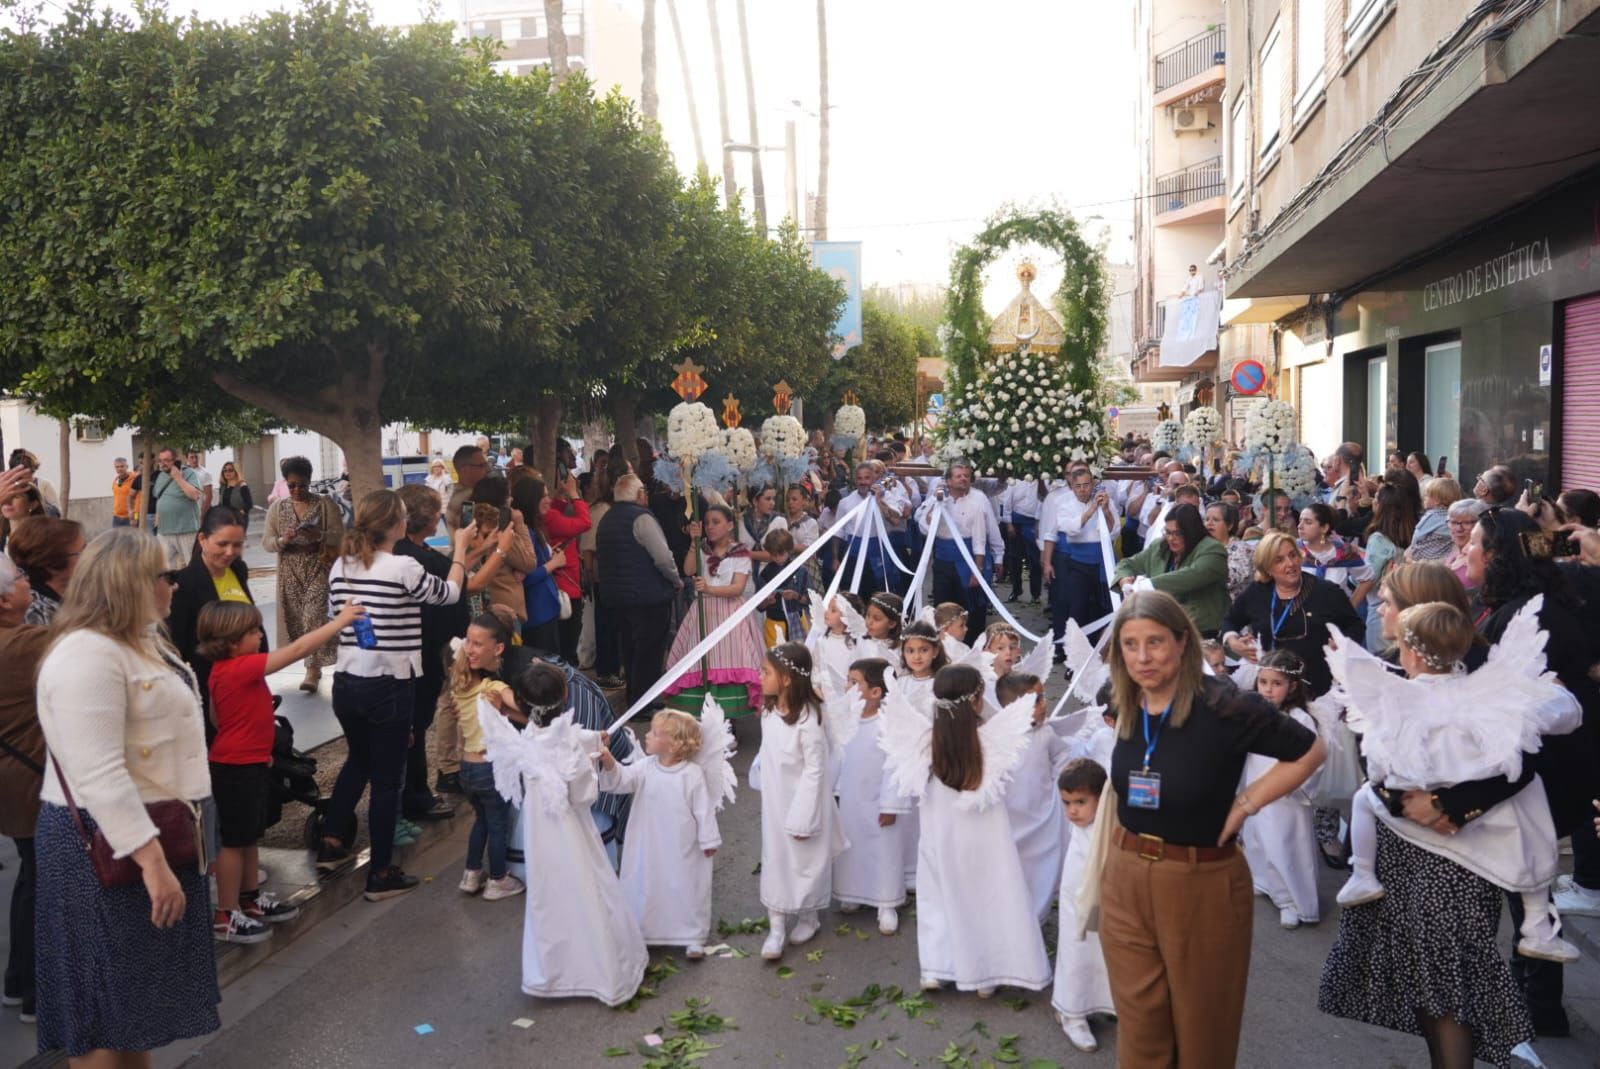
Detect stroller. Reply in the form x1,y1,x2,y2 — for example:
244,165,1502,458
266,715,329,849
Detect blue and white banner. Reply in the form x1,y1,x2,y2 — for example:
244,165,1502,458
811,240,863,359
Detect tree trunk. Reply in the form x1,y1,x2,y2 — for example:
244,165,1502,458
815,0,830,240
533,393,563,484
613,392,640,469
665,0,707,172
705,0,738,206
544,0,570,83
211,341,389,501
734,0,765,231
641,0,659,120
56,418,71,518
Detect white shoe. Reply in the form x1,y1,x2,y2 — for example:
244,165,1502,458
1279,907,1300,929
1336,870,1386,907
877,907,899,936
1553,881,1600,918
482,875,526,901
1517,932,1580,964
685,945,705,961
976,986,996,999
836,901,861,913
458,869,486,895
1059,1014,1097,1052
919,975,943,991
788,913,820,945
761,929,787,961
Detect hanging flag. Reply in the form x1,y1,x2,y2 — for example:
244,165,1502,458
810,241,863,359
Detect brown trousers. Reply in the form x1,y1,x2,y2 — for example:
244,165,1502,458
1099,842,1255,1068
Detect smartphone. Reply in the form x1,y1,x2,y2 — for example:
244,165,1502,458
557,461,570,483
1520,530,1576,559
1524,478,1544,502
461,501,475,527
1436,455,1448,475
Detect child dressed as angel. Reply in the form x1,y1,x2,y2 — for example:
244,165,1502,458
806,590,867,687
478,661,647,1006
879,663,1052,997
599,703,734,960
832,657,911,936
1329,599,1582,963
996,669,1072,923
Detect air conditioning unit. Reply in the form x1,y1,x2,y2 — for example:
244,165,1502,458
1171,107,1215,134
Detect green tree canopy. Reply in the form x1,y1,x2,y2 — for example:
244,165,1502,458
809,298,923,434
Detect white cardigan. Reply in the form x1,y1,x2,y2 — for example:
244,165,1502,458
37,629,211,858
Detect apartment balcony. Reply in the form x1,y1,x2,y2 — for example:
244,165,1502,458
1154,26,1225,108
1131,295,1219,383
1153,157,1225,226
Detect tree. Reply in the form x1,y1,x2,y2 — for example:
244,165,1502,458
640,0,658,120
664,0,706,172
810,299,921,433
543,0,569,82
734,0,764,231
864,282,946,348
814,0,830,240
705,0,737,206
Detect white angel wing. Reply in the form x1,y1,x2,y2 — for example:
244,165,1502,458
877,680,933,801
478,701,585,815
961,695,1037,812
1479,597,1580,732
953,641,998,685
805,589,829,650
1014,636,1053,683
837,594,869,642
476,695,529,806
1321,626,1400,738
819,661,864,753
941,634,971,662
693,692,739,812
915,604,938,628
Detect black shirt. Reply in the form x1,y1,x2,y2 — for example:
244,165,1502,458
392,537,469,679
1221,575,1365,697
1111,676,1317,846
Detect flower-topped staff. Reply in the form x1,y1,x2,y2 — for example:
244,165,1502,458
1182,406,1222,452
758,378,810,491
1244,399,1297,454
666,358,720,515
722,394,743,429
1150,418,1183,456
833,389,866,453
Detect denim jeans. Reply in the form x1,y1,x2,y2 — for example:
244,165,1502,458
327,673,415,871
460,761,514,880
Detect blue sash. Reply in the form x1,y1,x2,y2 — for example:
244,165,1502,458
1013,515,1038,542
1054,536,1103,566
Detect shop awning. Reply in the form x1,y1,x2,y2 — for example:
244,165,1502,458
1221,295,1308,325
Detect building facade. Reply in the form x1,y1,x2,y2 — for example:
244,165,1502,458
461,0,642,97
1221,0,1600,488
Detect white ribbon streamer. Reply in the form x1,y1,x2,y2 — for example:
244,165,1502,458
903,501,943,618
604,497,873,734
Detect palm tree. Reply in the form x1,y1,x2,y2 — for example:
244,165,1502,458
641,0,659,119
665,0,707,171
734,0,765,230
705,0,737,205
544,0,569,82
815,0,830,239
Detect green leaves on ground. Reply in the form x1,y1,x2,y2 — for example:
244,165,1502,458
716,916,771,936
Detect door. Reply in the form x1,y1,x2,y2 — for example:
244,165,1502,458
1423,341,1461,472
1561,293,1600,492
1366,356,1388,470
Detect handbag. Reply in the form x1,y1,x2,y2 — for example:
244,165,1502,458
52,761,204,890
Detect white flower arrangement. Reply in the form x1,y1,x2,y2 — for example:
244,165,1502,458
1245,399,1298,453
721,426,758,473
666,401,721,462
934,347,1105,479
759,414,806,460
833,404,866,449
1183,406,1222,450
1151,418,1183,456
1274,444,1319,505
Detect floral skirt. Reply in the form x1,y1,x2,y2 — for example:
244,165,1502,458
662,592,764,715
276,551,337,669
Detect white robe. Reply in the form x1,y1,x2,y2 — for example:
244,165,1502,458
1005,726,1072,922
832,715,911,908
517,751,648,1006
1238,708,1321,922
810,632,858,692
895,674,936,889
758,709,847,913
1052,817,1115,1018
915,777,1051,991
601,757,721,946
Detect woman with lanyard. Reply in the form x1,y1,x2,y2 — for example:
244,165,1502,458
1296,502,1373,607
1096,591,1325,1067
1220,531,1365,697
1110,503,1228,637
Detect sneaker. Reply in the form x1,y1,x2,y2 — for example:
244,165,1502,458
1029,597,1042,606
0,994,19,1007
257,866,270,884
213,909,272,945
1553,881,1600,918
836,901,861,914
1006,593,1022,603
483,875,526,901
459,869,487,895
1517,932,1581,964
315,840,352,870
393,819,422,846
596,675,625,690
405,798,456,822
1059,1014,1097,1052
364,867,420,902
685,945,706,961
787,913,820,945
242,892,300,924
877,907,899,936
18,1006,35,1025
1279,907,1300,930
1336,870,1386,907
435,771,463,795
761,916,788,961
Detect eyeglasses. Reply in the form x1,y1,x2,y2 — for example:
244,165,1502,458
284,480,308,490
1447,519,1476,529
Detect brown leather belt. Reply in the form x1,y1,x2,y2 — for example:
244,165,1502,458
1114,828,1237,863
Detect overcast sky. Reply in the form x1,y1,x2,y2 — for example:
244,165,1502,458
8,0,1137,307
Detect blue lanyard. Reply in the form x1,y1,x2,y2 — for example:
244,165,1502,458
1267,590,1296,649
1141,702,1172,772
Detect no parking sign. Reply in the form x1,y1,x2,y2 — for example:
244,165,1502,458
1231,360,1267,395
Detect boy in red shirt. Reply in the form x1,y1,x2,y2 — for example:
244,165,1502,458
197,598,365,943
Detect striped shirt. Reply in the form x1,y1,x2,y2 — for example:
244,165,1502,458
328,550,462,679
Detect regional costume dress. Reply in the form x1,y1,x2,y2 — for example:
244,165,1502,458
758,707,847,914
1052,815,1115,1020
663,546,765,715
832,714,911,908
601,756,721,948
1237,706,1323,922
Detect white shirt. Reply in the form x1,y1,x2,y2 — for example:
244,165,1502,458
1183,274,1205,298
1041,492,1120,548
836,485,911,541
328,550,463,678
999,479,1046,522
917,489,990,556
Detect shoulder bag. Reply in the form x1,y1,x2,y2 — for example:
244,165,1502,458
51,763,204,890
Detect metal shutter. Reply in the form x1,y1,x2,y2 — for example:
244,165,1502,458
1561,293,1600,493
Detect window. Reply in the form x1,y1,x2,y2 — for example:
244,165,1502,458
1257,21,1283,161
502,18,524,41
1345,0,1393,55
1229,93,1250,196
469,20,494,39
1295,0,1325,115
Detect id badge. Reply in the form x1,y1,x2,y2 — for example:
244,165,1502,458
1127,770,1162,810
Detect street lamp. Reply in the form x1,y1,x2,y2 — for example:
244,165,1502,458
723,118,799,230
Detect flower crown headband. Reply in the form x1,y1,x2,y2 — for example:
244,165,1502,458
770,647,811,678
1401,627,1459,672
932,686,984,716
869,594,902,618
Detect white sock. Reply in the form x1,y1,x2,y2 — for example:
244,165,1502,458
1348,786,1379,878
1519,891,1557,943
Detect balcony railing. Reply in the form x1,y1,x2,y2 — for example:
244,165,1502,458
1155,27,1226,94
1153,156,1224,215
